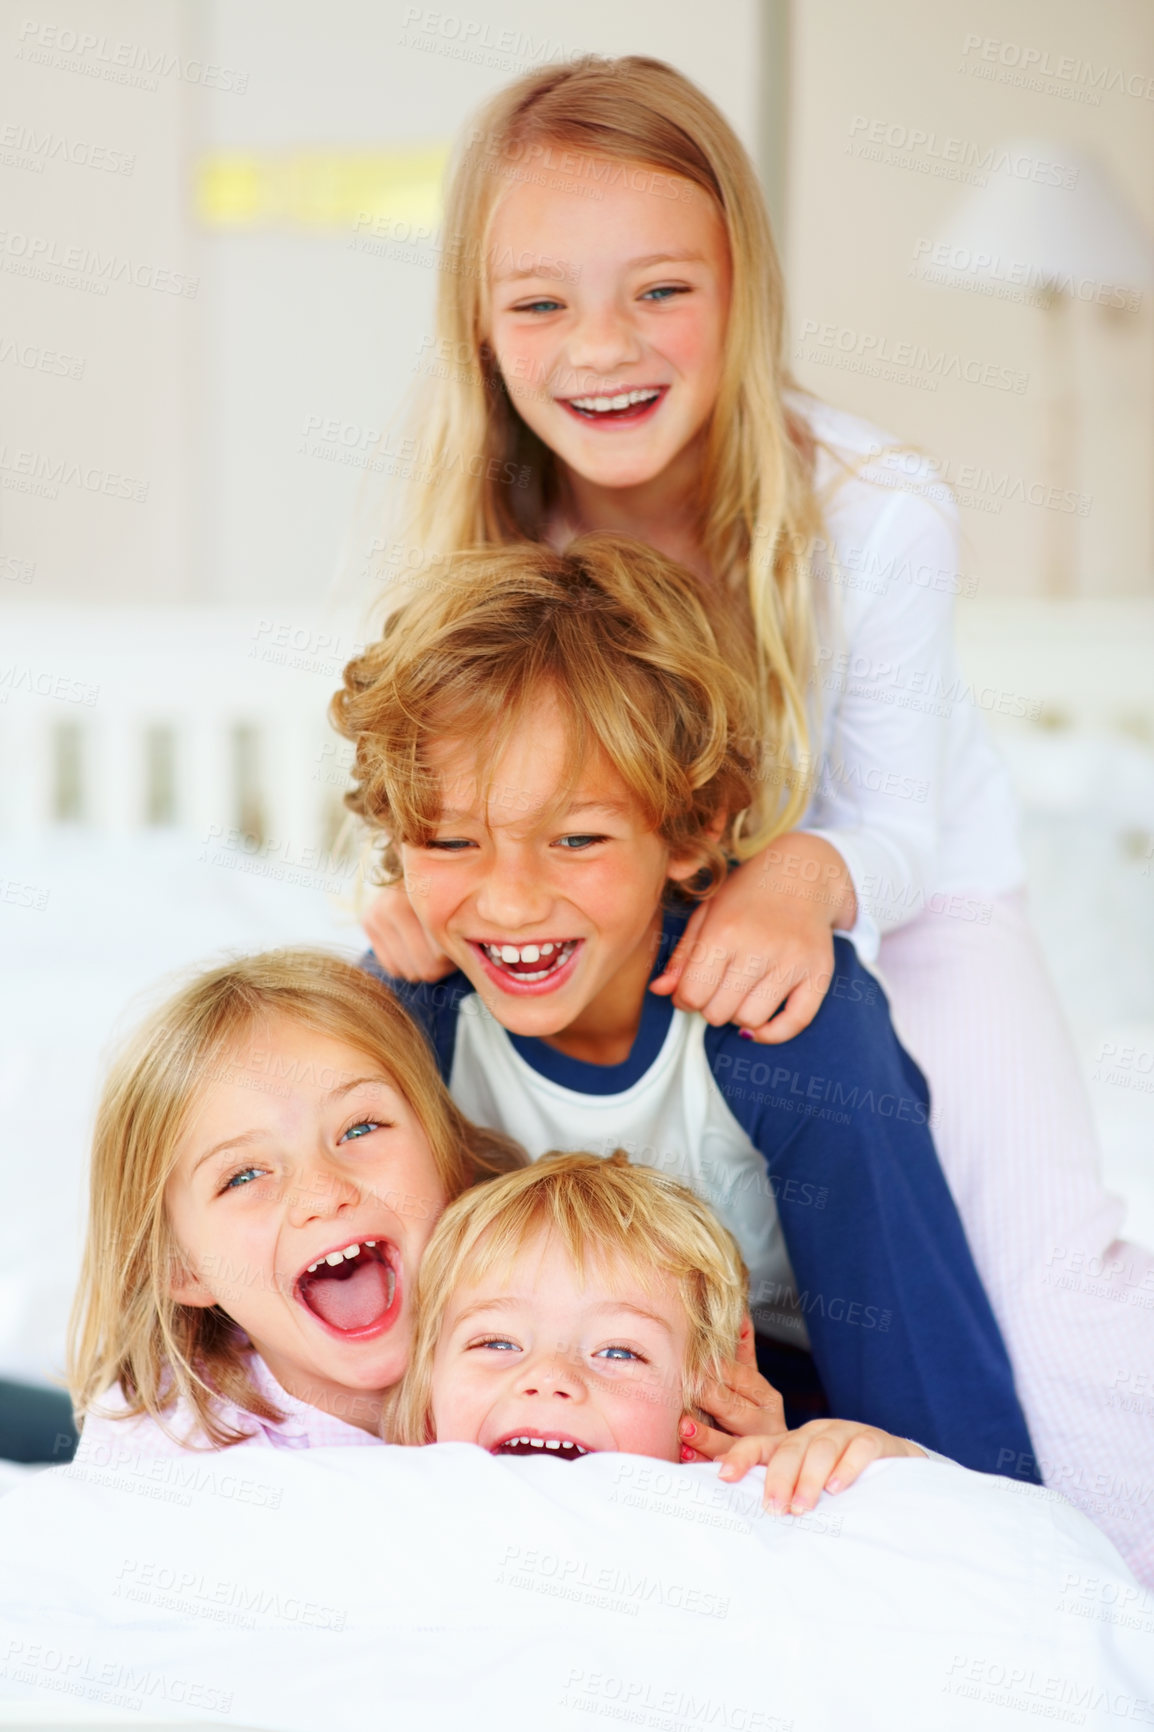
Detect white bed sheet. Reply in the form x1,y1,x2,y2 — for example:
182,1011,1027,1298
0,1444,1150,1731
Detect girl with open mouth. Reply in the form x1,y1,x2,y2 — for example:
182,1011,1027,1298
68,949,520,1455
68,948,784,1463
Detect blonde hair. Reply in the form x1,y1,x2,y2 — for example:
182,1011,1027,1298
394,54,824,833
332,533,763,882
68,947,522,1448
390,1150,748,1445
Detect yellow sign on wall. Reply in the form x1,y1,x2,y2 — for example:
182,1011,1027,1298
195,145,449,229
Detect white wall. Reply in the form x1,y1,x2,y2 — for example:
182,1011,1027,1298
1,0,763,606
786,0,1154,598
1,0,199,602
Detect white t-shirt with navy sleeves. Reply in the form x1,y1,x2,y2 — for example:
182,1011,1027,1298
444,980,809,1348
365,924,1039,1475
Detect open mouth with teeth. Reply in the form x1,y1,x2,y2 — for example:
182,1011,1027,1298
491,1434,592,1461
471,938,582,994
561,386,666,425
295,1239,399,1337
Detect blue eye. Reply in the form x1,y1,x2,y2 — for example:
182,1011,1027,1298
597,1345,641,1361
514,298,562,314
340,1120,382,1143
555,834,604,851
641,284,687,302
222,1166,263,1192
427,838,474,851
473,1337,519,1352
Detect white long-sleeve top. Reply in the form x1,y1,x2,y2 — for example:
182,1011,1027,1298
794,394,1025,961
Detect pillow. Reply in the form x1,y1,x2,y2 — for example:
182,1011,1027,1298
0,1442,1148,1730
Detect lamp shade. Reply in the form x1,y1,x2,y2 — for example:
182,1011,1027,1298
936,140,1154,292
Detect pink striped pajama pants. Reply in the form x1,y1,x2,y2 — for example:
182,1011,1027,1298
878,890,1154,1584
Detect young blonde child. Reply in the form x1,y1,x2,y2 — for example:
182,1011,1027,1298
68,948,521,1456
359,55,1154,1579
391,1151,928,1516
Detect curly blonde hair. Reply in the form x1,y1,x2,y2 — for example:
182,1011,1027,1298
332,533,765,887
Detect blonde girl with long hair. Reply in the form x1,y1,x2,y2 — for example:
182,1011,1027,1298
69,949,520,1455
357,56,1153,1582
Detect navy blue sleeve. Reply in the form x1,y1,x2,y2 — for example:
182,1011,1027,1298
356,949,467,1082
706,937,1038,1481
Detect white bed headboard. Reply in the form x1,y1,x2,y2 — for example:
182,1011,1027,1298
0,607,358,849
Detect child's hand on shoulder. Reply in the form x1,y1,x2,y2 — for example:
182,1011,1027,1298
715,1418,926,1514
364,884,454,982
650,834,856,1044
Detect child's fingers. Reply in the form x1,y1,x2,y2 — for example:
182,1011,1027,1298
656,923,749,1016
763,1434,842,1514
412,952,457,983
678,1417,728,1460
648,903,706,997
715,1435,771,1483
694,1364,786,1439
364,923,418,978
728,959,802,1031
824,1431,886,1494
389,929,453,983
361,888,420,974
724,1355,784,1415
786,1436,847,1513
362,889,454,982
740,974,826,1044
392,900,455,981
686,961,779,1029
678,1414,758,1461
755,1434,806,1510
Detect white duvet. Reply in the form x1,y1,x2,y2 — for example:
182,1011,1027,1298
0,1445,1150,1731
